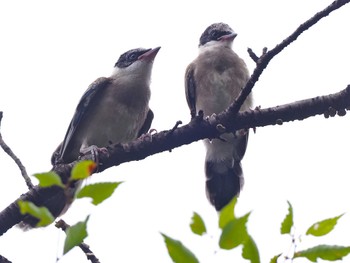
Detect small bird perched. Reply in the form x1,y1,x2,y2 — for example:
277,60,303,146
52,46,160,165
48,46,160,216
11,47,161,231
185,23,252,211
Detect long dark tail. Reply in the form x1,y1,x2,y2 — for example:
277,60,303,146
205,159,244,211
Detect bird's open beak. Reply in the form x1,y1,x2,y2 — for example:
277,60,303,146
138,46,161,61
218,33,237,42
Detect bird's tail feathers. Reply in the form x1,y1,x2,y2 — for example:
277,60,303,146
205,159,243,211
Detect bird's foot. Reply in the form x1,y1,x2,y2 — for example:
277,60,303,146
148,128,158,135
139,128,157,142
206,113,218,125
79,145,109,170
51,152,63,165
205,113,228,134
192,110,204,122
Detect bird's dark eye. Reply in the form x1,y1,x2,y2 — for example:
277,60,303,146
128,53,138,61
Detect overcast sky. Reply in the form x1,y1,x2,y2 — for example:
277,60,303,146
1,0,350,262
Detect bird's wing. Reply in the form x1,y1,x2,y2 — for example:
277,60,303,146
185,64,197,119
53,77,111,164
233,131,249,162
137,109,154,137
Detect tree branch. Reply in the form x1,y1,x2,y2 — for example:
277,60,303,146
97,84,350,171
0,112,33,189
225,0,350,118
56,220,101,263
0,255,11,263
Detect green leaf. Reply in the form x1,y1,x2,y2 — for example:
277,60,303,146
190,212,206,236
161,233,199,263
76,182,122,205
63,216,89,254
294,245,350,262
269,254,282,263
242,235,260,263
306,214,344,237
281,201,293,234
17,200,54,227
33,171,64,188
219,197,237,229
71,160,96,180
219,212,250,250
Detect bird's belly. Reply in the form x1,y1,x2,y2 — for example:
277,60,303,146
196,86,233,116
82,107,146,148
204,133,235,161
195,65,252,116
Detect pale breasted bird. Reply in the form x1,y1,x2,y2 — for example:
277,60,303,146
47,47,160,218
8,47,161,231
185,23,252,211
52,47,160,165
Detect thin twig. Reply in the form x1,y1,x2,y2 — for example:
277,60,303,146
0,112,33,189
225,0,350,119
55,219,100,263
168,120,182,134
247,48,259,63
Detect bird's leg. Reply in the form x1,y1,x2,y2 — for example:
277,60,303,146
148,128,158,135
206,113,218,125
204,113,228,142
51,152,62,165
138,128,157,142
79,145,109,169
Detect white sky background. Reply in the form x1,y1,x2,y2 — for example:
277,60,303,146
0,0,350,262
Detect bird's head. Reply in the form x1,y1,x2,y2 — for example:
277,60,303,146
199,23,237,49
112,47,161,78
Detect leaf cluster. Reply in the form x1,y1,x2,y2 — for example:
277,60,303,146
162,198,349,263
18,160,121,255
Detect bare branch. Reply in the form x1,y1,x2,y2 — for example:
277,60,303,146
0,255,11,263
56,220,101,263
227,0,350,118
96,84,350,171
247,47,268,63
0,112,33,189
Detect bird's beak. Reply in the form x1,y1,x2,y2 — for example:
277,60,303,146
138,46,161,61
218,32,237,42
